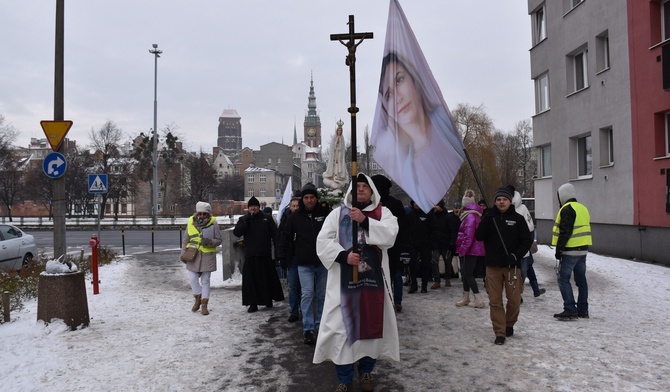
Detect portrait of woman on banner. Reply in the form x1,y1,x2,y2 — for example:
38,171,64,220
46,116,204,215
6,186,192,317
371,51,464,212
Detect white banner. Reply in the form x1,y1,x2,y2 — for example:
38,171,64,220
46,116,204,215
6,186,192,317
371,0,465,213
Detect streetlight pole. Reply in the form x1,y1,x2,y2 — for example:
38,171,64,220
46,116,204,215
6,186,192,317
149,44,162,228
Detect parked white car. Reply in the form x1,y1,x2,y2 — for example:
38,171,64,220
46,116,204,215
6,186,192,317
0,224,37,270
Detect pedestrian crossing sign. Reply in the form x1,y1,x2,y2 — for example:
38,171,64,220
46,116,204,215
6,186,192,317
88,174,108,193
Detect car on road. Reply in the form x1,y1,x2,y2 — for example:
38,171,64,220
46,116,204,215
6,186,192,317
0,224,38,271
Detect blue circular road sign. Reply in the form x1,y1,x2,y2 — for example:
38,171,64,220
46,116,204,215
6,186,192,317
43,152,67,179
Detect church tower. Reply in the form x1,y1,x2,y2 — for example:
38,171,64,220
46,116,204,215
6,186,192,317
303,73,321,148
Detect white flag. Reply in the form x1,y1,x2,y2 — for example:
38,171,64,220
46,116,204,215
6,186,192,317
371,0,465,213
277,181,293,227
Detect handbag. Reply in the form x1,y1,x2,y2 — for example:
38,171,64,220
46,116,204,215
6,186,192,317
180,246,198,263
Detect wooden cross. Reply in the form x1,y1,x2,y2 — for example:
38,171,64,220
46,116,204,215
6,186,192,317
330,15,373,284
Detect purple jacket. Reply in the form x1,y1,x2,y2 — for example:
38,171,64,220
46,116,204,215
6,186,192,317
456,203,485,256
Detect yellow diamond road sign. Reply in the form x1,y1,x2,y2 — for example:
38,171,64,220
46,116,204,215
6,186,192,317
40,120,73,151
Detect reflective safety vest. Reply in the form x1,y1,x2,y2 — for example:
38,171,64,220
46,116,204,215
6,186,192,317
551,201,592,248
186,216,218,253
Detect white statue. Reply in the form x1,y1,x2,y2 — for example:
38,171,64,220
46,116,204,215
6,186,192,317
323,120,349,189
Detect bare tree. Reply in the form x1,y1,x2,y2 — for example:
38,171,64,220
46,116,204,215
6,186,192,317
514,119,535,197
448,103,499,206
182,152,217,206
0,117,21,220
89,121,123,219
0,115,18,158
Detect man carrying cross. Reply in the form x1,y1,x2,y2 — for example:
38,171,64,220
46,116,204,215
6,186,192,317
315,173,399,392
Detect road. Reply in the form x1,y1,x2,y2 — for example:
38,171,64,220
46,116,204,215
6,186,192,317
32,229,185,257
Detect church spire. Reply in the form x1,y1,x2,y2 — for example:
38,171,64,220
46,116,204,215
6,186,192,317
304,71,321,147
293,119,298,145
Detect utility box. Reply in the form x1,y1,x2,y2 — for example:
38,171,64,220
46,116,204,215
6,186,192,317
37,272,89,330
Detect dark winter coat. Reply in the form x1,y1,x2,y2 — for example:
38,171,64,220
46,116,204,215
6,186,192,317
277,202,331,266
380,194,409,265
233,212,277,258
233,212,284,306
475,204,532,268
408,207,432,248
430,209,459,251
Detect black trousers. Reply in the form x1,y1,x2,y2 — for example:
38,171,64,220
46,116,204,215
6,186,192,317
409,245,432,289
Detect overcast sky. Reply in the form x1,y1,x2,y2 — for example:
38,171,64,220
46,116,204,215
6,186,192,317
1,0,533,153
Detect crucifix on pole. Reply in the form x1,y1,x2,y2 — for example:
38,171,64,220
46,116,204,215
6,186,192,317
330,15,373,284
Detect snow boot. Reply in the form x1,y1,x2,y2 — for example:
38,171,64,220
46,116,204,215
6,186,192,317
191,294,201,312
430,282,441,289
468,293,485,308
456,291,470,307
200,298,209,315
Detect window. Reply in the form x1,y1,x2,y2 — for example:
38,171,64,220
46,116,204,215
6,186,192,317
169,205,175,212
259,174,266,183
599,127,614,166
567,46,589,93
157,204,161,212
259,188,267,197
248,189,255,197
577,134,592,177
539,144,552,177
666,112,670,156
596,31,610,72
122,204,127,214
247,174,254,183
268,158,272,164
535,73,550,113
277,158,281,164
533,4,547,45
564,0,584,14
663,0,670,41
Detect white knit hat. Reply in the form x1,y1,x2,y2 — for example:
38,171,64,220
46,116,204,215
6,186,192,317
462,189,476,207
196,201,211,214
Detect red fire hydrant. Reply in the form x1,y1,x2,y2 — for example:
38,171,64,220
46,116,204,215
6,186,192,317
89,236,100,295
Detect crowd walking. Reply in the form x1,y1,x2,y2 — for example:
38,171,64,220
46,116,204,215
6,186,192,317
188,174,593,391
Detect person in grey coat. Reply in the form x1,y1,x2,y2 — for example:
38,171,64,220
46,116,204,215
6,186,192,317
181,201,222,315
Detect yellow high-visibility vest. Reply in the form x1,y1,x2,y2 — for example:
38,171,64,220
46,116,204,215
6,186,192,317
551,201,592,248
186,216,218,253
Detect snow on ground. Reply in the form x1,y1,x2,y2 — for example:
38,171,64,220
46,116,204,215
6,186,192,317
1,245,669,391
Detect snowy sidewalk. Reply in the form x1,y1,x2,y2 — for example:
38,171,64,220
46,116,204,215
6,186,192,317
1,246,669,391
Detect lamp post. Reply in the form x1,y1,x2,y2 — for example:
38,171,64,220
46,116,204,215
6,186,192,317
149,44,162,228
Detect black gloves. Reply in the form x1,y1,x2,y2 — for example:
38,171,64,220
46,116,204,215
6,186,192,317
555,250,562,260
201,238,212,246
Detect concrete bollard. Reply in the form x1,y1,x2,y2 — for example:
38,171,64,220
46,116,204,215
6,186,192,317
37,272,90,330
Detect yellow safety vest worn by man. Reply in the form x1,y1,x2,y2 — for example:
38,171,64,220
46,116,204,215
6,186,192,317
551,183,592,320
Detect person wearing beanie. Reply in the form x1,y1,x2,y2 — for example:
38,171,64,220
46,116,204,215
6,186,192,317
315,173,399,392
512,191,546,300
277,197,302,323
475,185,532,345
407,198,433,294
372,174,408,312
455,190,486,308
552,182,592,320
248,196,260,208
429,198,459,289
182,201,222,315
277,182,331,342
234,195,285,314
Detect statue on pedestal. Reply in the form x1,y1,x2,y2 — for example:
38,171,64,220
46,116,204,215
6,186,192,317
323,119,349,190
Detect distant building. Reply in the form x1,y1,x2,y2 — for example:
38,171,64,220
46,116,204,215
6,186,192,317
303,74,322,148
244,165,282,209
217,109,242,156
528,0,670,263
